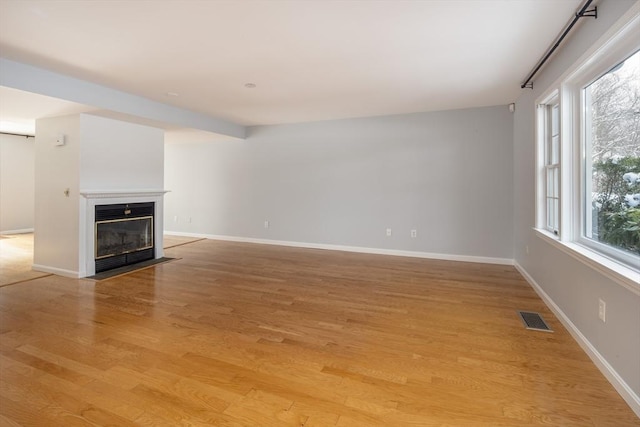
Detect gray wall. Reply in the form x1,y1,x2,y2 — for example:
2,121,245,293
0,133,34,233
513,0,639,401
165,105,514,260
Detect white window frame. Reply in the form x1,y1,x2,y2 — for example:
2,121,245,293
534,4,640,295
576,49,640,268
543,98,560,236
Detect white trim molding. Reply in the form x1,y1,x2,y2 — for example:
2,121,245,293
514,261,640,418
80,189,169,199
535,228,640,296
32,264,79,279
163,231,514,265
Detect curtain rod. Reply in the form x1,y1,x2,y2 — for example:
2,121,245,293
521,0,598,89
0,131,35,138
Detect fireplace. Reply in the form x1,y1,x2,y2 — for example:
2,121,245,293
95,202,155,273
80,190,167,278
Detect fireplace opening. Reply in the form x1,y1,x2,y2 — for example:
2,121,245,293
95,202,155,273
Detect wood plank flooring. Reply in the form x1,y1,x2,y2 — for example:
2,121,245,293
1,239,638,426
0,233,50,287
0,234,201,287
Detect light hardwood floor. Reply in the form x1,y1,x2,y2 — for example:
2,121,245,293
0,233,202,287
0,239,637,426
0,233,50,287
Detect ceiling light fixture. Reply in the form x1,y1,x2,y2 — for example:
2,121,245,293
244,83,256,88
165,92,179,97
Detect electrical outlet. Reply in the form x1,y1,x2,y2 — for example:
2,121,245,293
598,299,606,322
386,228,392,237
411,229,417,238
187,217,192,223
264,220,270,229
173,216,178,222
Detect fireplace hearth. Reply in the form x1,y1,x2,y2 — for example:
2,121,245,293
95,202,155,273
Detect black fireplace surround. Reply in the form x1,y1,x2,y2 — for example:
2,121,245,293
95,202,155,273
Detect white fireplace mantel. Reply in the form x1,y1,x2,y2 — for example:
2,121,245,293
80,189,170,199
79,189,169,277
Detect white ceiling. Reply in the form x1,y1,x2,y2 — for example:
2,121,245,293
0,0,583,132
0,86,93,134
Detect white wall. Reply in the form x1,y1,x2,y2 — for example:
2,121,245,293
513,0,639,410
34,115,81,274
165,105,514,260
79,114,164,191
34,114,165,276
0,133,35,233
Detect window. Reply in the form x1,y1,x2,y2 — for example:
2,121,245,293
544,99,560,235
582,50,640,266
535,6,640,290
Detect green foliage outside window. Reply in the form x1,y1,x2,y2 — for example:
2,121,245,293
592,156,640,255
588,49,639,258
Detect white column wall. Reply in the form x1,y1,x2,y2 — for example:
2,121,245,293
33,113,165,277
33,115,81,275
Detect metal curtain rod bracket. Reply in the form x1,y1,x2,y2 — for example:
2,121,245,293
520,0,598,89
578,7,598,18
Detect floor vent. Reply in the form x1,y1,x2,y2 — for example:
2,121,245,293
517,311,553,332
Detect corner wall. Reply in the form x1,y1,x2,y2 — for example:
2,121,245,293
512,0,639,411
33,114,165,277
165,105,514,261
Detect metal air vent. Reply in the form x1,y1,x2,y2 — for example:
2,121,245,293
518,311,553,332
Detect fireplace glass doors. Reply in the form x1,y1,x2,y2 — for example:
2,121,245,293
96,216,153,258
95,202,155,273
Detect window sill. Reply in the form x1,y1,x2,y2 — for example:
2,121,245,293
534,228,640,296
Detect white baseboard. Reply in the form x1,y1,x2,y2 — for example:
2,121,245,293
163,231,513,265
32,264,79,279
1,228,34,235
514,261,640,418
